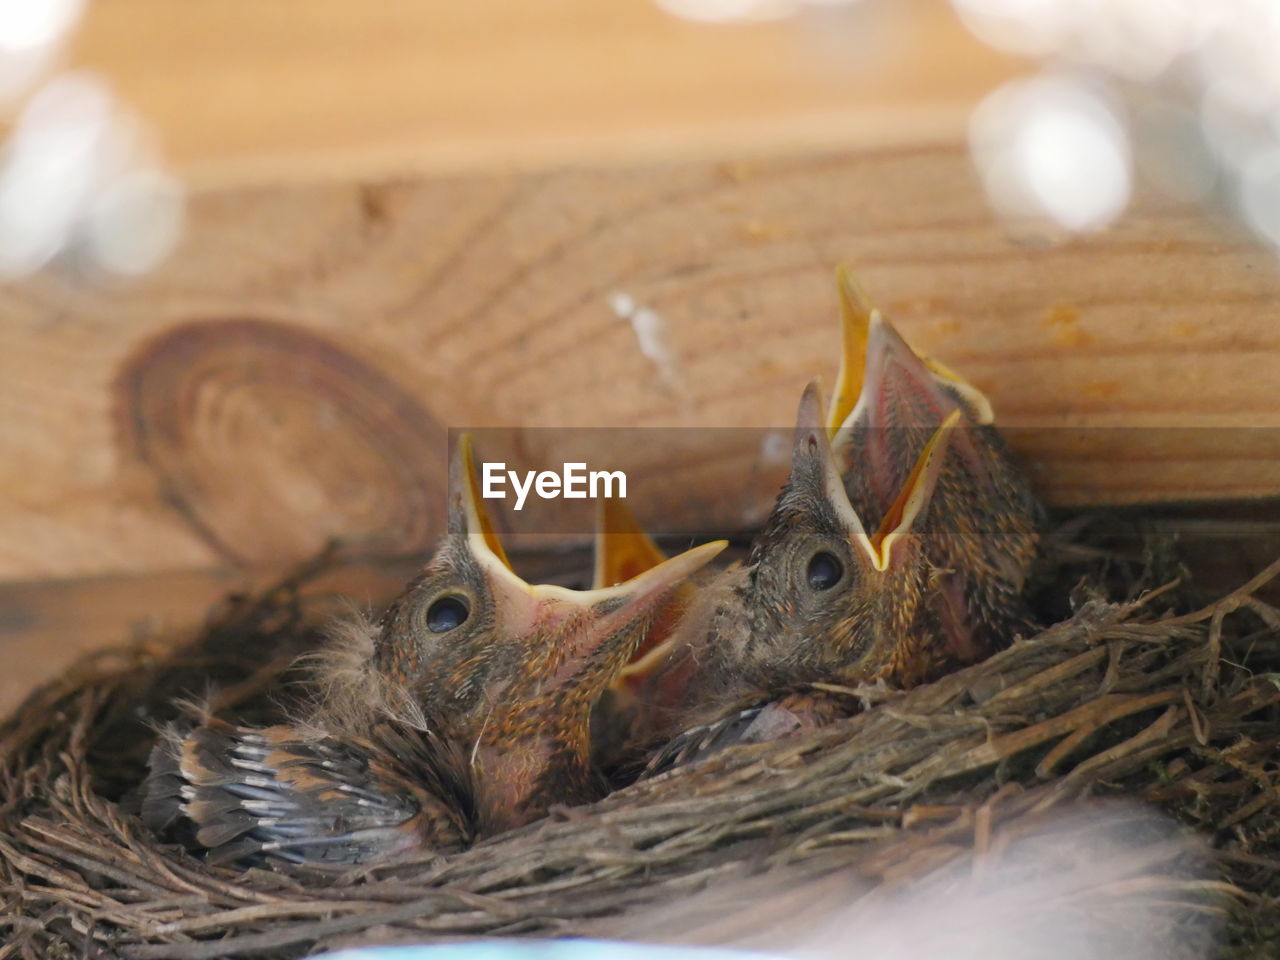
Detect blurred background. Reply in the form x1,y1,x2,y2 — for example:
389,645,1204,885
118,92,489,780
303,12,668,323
1,0,1279,709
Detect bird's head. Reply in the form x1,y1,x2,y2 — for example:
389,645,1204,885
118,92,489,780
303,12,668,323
822,267,1043,660
372,435,725,826
825,265,999,518
826,264,992,441
731,382,958,686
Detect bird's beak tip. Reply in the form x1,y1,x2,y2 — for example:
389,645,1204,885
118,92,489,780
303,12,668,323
595,537,726,605
828,266,878,436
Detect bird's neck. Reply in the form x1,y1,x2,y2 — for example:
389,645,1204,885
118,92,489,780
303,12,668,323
470,725,595,835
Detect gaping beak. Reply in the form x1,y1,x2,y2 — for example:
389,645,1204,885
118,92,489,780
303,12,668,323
798,382,958,573
457,433,516,573
528,536,727,688
454,435,726,676
825,265,993,440
825,265,876,439
854,308,992,433
592,498,670,589
866,410,960,569
592,499,705,693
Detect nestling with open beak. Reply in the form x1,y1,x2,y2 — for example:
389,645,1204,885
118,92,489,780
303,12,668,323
587,498,715,776
826,267,1044,666
592,498,696,698
142,437,726,865
642,383,960,772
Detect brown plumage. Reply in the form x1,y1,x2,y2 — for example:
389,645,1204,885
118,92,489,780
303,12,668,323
639,383,959,771
644,274,1045,773
826,267,1044,667
143,437,725,864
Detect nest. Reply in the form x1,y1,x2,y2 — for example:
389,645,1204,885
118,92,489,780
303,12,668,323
3,515,1280,959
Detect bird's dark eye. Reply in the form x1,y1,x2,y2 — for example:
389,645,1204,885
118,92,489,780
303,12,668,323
806,551,843,591
426,595,470,633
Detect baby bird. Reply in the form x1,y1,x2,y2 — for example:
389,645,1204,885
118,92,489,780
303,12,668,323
826,267,1044,665
644,275,1047,773
593,498,700,697
642,383,959,772
143,437,725,865
588,498,716,776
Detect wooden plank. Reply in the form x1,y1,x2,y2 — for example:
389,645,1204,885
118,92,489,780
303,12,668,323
2,145,1280,586
66,0,1023,187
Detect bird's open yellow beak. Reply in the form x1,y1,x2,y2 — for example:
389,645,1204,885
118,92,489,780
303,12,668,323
863,410,961,570
458,433,516,573
800,382,957,573
592,498,670,589
826,265,876,438
825,265,992,439
591,498,707,692
455,434,726,661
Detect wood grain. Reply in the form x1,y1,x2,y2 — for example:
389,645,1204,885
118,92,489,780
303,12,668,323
66,0,1023,187
2,145,1280,590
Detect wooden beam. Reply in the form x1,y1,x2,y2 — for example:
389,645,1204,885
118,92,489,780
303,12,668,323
2,146,1279,587
66,0,1024,187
